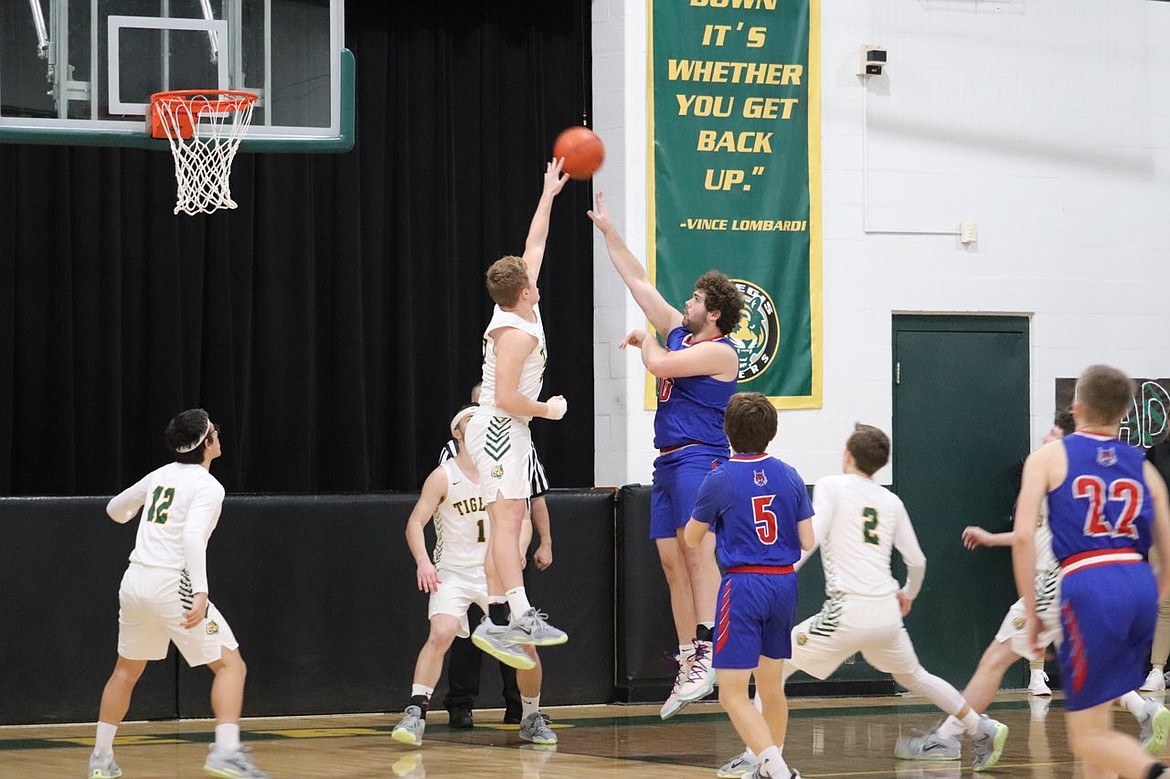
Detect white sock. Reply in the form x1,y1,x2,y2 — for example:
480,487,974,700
506,586,533,618
753,689,763,713
1119,690,1146,718
215,723,241,752
521,694,540,720
758,745,787,777
937,715,966,740
1155,665,1166,674
960,709,981,735
94,721,118,756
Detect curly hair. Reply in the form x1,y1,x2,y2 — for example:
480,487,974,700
694,271,744,335
485,256,529,307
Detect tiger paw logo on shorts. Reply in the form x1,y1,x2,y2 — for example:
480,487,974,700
796,632,809,646
730,279,780,383
206,620,220,635
491,464,505,478
1013,616,1025,630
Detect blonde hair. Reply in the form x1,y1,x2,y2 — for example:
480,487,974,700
485,256,529,307
1075,364,1134,425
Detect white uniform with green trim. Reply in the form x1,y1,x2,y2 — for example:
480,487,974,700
106,462,238,666
466,304,546,502
428,459,491,637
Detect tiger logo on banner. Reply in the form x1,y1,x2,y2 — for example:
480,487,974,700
730,279,780,383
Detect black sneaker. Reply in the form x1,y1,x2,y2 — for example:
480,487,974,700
504,707,522,725
448,706,474,729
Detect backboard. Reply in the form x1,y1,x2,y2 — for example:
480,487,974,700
0,0,352,152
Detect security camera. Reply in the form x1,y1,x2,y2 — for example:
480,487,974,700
859,45,887,76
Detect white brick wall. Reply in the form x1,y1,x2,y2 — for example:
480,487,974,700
592,0,1170,486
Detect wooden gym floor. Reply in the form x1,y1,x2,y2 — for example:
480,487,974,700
0,691,1157,778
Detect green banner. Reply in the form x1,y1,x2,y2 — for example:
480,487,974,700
649,0,821,408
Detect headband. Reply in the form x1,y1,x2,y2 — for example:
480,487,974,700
175,418,214,453
450,406,478,435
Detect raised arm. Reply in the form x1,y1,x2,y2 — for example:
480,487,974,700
588,191,682,336
521,157,570,282
106,475,150,524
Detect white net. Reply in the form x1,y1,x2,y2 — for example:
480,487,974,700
151,91,257,216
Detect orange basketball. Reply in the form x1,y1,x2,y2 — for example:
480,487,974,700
553,126,605,181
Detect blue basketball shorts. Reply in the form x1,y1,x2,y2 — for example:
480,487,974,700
1057,560,1156,711
650,444,727,540
711,571,799,670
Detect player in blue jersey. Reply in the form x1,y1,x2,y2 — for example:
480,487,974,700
590,192,746,716
684,392,814,779
1015,364,1170,779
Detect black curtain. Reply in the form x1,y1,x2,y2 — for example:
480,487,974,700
0,1,595,495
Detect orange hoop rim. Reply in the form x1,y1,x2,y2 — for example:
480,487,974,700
150,89,258,112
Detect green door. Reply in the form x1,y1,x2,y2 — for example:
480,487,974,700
892,315,1031,688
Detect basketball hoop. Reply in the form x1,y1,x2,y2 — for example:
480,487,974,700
150,89,258,215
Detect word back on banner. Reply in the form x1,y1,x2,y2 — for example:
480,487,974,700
649,0,821,409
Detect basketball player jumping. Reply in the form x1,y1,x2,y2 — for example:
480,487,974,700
589,191,744,718
468,158,570,659
391,405,556,749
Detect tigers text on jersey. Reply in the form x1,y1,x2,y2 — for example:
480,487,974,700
107,462,225,592
652,327,736,451
691,454,811,568
478,304,546,421
432,459,491,570
810,474,925,598
1047,432,1153,563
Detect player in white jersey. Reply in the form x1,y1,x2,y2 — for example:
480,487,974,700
466,158,570,657
392,406,557,748
900,411,1170,760
88,409,267,779
717,425,1008,778
440,382,554,728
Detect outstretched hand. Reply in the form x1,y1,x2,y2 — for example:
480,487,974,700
961,525,992,550
544,157,570,197
587,191,613,233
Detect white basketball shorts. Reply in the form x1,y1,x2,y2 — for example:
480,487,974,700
464,410,533,503
117,564,239,667
428,566,490,638
995,567,1062,660
789,594,922,679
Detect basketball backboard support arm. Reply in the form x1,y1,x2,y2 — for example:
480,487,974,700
27,0,51,60
197,0,221,64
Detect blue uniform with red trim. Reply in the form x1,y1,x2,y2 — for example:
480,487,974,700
649,327,736,539
690,454,811,669
1048,432,1156,710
